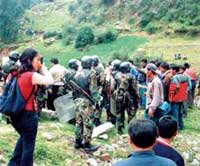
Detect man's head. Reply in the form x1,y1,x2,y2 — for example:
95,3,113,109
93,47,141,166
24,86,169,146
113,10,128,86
158,116,178,140
160,62,169,73
170,64,179,75
141,59,147,68
146,63,157,79
184,62,190,69
50,58,59,66
128,119,158,150
179,65,186,74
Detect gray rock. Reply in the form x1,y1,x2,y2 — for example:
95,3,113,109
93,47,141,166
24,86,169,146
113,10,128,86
92,122,114,138
190,159,200,166
98,134,109,140
87,158,98,166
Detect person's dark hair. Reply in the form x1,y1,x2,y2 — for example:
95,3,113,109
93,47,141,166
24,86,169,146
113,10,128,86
158,116,178,139
170,64,179,73
141,59,147,64
179,65,186,71
160,62,169,70
128,119,158,148
128,59,134,65
155,61,162,68
50,58,59,65
150,60,156,64
184,62,190,69
19,48,38,73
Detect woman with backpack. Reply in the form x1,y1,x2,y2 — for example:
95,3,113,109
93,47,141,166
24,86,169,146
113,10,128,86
8,48,53,166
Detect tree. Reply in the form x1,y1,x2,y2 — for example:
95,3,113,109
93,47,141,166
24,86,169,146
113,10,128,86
75,27,94,49
0,0,23,44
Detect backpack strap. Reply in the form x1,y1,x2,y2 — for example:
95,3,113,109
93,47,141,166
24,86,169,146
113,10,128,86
25,85,36,105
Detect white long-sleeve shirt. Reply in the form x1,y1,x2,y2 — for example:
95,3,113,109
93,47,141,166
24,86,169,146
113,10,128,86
49,64,67,86
32,66,54,85
146,76,164,110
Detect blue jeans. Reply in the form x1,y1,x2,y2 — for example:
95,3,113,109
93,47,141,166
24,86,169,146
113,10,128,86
139,82,146,108
171,102,184,130
8,111,38,166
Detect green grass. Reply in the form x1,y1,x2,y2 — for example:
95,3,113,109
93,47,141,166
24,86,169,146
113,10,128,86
23,0,71,32
18,36,147,67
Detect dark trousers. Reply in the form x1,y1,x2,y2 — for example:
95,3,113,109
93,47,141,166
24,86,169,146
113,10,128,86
8,111,38,166
144,107,163,125
47,85,61,111
171,102,184,130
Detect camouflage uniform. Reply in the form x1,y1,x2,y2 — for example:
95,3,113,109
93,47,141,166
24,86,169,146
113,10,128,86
91,64,104,126
36,85,48,115
74,67,100,146
74,98,95,144
114,72,138,134
61,69,77,95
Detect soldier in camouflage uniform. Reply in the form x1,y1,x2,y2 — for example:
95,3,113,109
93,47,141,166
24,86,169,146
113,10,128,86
73,56,99,152
61,59,80,96
108,59,123,124
91,55,104,126
112,62,138,134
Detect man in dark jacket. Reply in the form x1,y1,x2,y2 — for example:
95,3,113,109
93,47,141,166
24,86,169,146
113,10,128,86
153,115,185,166
113,119,176,166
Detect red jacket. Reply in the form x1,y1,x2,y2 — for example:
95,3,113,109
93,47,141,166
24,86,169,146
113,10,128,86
169,81,187,102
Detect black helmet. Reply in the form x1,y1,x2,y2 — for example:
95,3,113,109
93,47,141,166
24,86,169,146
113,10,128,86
120,62,131,73
91,55,99,67
8,51,20,62
68,59,79,71
2,60,18,74
81,56,92,69
111,59,121,71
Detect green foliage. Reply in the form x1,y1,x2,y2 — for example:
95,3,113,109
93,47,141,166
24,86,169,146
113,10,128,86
96,30,118,44
101,0,115,6
0,0,23,43
145,23,160,34
128,18,135,25
75,27,95,49
43,31,60,39
110,49,129,61
62,24,77,46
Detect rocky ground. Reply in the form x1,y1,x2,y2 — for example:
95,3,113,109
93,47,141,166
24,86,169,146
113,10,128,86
0,109,200,166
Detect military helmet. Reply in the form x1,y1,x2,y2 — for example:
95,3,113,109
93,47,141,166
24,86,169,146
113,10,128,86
81,56,92,69
91,55,99,67
111,59,121,71
8,51,20,62
120,62,131,73
2,60,18,74
68,59,79,70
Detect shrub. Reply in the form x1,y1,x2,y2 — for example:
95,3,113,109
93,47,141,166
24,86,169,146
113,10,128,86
96,30,117,44
43,31,58,39
145,23,160,34
128,18,135,25
101,0,115,6
187,27,200,36
75,27,94,49
174,26,189,34
110,49,129,61
62,24,77,46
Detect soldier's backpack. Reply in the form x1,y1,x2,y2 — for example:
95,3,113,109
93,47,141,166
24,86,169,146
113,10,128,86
0,76,35,116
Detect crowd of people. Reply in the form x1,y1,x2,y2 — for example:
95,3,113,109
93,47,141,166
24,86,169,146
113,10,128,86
0,48,199,166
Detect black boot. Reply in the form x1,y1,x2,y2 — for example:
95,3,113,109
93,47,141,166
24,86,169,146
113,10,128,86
83,143,99,153
74,139,84,149
118,127,124,135
94,118,101,127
